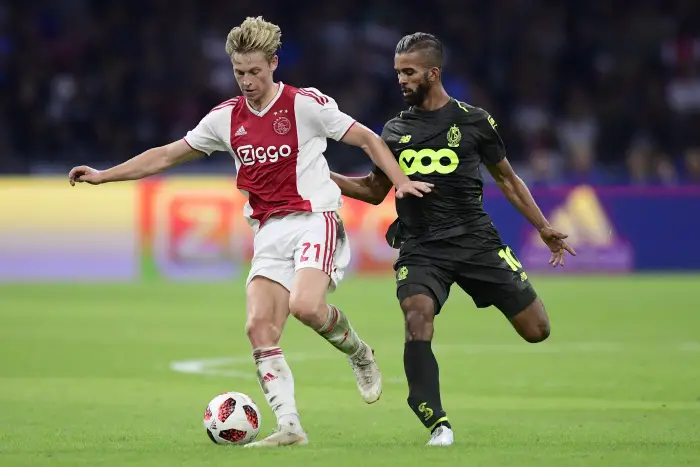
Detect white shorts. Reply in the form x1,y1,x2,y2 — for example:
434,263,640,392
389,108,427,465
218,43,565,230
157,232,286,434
246,211,351,292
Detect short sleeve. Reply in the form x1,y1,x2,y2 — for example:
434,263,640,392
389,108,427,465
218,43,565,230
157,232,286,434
476,111,506,165
183,110,229,156
297,88,356,141
379,122,392,142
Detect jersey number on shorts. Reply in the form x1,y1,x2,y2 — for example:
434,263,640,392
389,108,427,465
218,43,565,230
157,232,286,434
498,246,523,272
300,242,322,262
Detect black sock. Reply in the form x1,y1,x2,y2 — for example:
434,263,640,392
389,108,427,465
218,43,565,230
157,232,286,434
404,340,451,433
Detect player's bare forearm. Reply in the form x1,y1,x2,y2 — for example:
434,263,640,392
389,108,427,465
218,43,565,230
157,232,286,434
101,140,202,183
340,124,411,189
99,147,171,182
362,138,411,188
330,171,392,205
501,175,550,230
487,159,550,231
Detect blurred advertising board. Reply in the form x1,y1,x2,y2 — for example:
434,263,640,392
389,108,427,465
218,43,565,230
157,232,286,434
0,178,138,281
1,176,699,282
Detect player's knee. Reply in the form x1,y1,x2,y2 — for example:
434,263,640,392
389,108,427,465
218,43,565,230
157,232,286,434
288,292,325,327
522,319,550,343
401,295,435,341
245,313,282,347
519,300,550,343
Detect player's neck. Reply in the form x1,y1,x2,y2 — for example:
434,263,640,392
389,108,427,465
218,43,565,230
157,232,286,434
416,87,451,112
247,82,280,111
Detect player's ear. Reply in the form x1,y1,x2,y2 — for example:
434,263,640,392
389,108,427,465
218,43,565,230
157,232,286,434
269,55,279,73
429,67,440,83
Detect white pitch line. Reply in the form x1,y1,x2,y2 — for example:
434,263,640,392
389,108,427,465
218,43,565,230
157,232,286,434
679,342,700,351
170,342,700,380
170,353,337,380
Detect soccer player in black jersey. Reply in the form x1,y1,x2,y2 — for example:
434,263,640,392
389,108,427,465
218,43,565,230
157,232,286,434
330,33,576,446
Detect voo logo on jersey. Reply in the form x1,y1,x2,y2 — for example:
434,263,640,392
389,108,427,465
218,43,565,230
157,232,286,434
399,148,459,175
236,144,292,166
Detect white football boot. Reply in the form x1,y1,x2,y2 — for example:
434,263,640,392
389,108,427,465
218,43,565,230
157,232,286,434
349,341,382,404
244,421,308,448
426,425,454,446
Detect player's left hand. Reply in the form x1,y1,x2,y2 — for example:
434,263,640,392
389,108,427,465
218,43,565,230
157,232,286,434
539,227,576,267
396,181,434,199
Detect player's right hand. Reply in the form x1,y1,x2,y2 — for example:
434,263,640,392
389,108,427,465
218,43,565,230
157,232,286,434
69,165,104,186
396,180,434,199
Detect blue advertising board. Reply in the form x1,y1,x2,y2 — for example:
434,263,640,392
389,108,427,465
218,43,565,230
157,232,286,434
483,185,700,272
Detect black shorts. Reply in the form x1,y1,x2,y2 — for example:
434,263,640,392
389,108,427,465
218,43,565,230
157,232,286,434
394,235,537,318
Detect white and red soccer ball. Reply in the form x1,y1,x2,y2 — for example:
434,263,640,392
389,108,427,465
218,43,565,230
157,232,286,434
203,392,261,445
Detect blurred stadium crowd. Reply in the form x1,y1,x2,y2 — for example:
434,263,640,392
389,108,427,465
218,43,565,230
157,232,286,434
3,0,700,185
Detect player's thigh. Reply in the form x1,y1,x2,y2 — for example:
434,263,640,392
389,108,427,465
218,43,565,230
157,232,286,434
454,245,538,320
245,276,291,348
292,212,349,287
395,241,453,315
288,212,348,321
247,216,296,292
396,263,452,341
396,244,453,340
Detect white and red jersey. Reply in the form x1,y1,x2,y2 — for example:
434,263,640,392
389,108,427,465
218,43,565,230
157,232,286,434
183,83,356,231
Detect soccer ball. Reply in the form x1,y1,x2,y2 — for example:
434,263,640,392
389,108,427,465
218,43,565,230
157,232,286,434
203,392,261,445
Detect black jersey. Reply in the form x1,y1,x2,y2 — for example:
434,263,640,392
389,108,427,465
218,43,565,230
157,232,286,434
375,98,506,249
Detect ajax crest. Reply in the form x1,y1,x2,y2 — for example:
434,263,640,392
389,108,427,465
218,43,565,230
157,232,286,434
273,116,291,135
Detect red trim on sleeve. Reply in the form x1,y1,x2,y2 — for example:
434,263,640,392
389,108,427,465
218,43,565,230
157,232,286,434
182,137,207,156
339,121,357,140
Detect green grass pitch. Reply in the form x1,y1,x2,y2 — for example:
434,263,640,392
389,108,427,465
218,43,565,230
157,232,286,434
1,275,699,466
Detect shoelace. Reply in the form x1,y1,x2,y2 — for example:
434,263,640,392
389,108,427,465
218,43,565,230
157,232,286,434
350,345,375,386
352,359,374,385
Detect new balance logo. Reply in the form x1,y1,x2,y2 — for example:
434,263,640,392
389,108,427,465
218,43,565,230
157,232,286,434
235,126,247,136
262,372,277,383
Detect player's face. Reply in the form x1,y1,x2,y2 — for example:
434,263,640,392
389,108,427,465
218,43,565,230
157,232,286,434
232,51,278,101
394,52,436,106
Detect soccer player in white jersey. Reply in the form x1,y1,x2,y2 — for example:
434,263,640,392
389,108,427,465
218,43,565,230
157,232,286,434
68,16,432,447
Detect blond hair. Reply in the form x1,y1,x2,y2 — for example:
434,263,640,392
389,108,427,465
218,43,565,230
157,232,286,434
225,16,282,62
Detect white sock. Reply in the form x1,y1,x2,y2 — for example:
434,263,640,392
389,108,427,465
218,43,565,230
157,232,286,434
253,347,302,430
318,305,363,357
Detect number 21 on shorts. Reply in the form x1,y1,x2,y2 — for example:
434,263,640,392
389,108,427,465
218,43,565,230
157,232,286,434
498,246,523,272
300,242,322,263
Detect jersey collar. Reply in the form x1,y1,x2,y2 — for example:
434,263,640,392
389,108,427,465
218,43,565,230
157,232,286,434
246,82,285,117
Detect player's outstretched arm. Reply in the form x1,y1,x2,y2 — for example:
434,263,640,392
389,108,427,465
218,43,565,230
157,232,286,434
339,124,433,199
486,158,576,266
68,140,204,186
330,169,393,205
